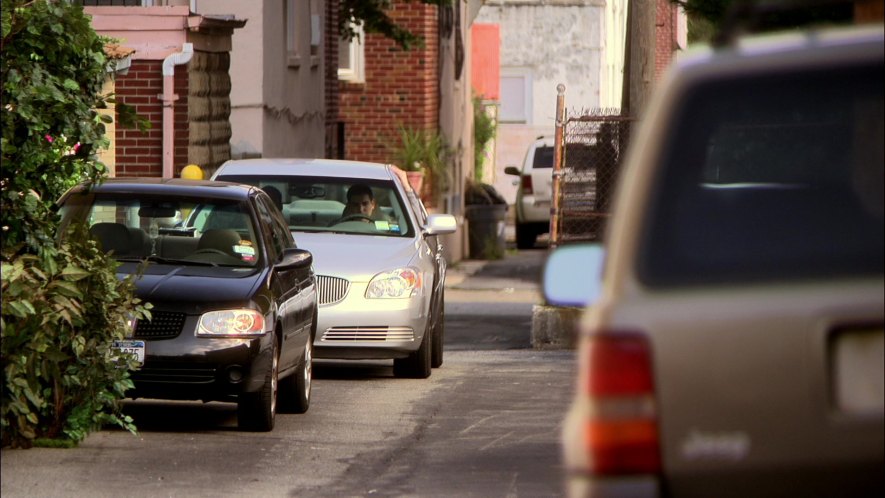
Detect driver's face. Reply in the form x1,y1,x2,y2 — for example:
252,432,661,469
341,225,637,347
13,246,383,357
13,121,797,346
346,194,376,216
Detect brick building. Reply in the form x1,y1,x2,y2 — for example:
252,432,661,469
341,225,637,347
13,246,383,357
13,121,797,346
337,2,439,164
85,6,245,178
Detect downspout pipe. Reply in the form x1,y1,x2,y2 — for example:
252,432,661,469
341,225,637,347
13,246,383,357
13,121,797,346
162,43,194,178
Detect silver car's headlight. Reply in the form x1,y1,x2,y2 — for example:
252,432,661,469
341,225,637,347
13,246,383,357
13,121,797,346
366,267,422,299
197,309,266,337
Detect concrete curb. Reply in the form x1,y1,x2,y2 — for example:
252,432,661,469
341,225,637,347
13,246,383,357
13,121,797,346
531,305,582,350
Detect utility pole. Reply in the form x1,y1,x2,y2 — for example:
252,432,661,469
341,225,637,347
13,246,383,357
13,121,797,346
622,0,657,120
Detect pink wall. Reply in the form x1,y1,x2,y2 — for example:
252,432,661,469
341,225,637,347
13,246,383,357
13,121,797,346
471,24,500,101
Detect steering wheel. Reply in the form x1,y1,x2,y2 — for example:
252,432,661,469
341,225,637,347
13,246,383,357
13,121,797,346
193,248,231,257
331,214,374,225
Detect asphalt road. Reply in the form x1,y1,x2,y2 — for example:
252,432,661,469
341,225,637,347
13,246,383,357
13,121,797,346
0,248,578,498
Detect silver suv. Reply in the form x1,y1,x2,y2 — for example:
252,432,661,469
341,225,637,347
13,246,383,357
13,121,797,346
545,24,884,497
505,136,555,249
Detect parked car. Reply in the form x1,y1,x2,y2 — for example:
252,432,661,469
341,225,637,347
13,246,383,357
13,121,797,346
56,178,318,431
212,159,458,378
543,24,884,497
505,136,555,249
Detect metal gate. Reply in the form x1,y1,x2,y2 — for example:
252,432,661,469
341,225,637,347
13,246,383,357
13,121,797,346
550,86,634,246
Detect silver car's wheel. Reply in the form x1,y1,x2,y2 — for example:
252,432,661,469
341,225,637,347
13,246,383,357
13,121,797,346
431,296,444,368
394,326,431,379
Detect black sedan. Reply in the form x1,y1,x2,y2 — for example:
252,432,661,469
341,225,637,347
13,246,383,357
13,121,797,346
56,178,317,431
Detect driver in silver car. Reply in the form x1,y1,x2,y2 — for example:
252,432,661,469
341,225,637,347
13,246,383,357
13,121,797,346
342,183,378,221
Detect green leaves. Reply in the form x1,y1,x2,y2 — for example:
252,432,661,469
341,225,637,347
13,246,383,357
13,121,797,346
1,0,146,449
340,0,451,51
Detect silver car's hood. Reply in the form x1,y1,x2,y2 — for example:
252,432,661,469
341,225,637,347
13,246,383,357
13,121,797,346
294,232,420,282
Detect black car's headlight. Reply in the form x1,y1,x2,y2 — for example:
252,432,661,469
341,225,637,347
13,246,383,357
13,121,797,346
197,309,266,337
365,267,422,299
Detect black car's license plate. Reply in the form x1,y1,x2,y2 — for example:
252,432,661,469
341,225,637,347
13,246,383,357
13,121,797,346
113,340,145,365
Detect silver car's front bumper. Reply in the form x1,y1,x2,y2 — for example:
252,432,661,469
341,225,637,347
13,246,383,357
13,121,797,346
314,279,430,360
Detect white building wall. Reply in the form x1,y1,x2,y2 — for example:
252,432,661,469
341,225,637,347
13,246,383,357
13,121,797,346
475,0,607,204
602,0,628,108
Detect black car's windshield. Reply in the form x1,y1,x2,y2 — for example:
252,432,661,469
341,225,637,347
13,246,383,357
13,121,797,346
216,175,415,237
59,194,261,268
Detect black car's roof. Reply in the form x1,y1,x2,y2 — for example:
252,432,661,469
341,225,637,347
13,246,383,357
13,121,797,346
66,178,256,201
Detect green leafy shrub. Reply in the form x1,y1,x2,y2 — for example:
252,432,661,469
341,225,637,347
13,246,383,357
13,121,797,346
473,95,497,182
1,0,149,448
1,226,149,447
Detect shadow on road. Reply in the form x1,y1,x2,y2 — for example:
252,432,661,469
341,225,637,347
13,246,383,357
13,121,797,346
118,399,238,432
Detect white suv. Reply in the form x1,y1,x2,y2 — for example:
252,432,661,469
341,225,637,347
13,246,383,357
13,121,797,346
545,24,883,497
505,136,555,249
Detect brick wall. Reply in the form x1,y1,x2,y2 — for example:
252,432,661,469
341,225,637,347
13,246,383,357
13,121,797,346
338,1,439,163
655,0,679,81
114,60,189,177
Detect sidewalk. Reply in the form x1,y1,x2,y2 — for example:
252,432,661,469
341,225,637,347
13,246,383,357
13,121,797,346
444,247,578,349
445,249,543,293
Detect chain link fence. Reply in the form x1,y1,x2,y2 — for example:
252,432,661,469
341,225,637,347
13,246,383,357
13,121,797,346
552,108,634,246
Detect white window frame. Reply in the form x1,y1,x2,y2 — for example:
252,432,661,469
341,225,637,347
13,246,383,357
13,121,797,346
286,0,301,67
499,68,533,124
338,24,365,83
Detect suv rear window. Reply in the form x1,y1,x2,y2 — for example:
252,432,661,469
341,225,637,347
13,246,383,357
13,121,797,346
638,62,884,287
532,146,554,168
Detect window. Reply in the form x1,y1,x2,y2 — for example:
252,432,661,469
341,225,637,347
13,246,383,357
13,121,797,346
338,24,365,83
286,0,300,67
499,69,532,123
638,62,884,287
310,0,321,57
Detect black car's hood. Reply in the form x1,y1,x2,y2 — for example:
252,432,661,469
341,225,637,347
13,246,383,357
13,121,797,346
123,263,266,304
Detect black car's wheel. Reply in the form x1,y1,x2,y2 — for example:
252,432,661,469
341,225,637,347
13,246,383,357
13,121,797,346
280,338,312,414
431,295,444,369
238,340,277,432
394,326,431,379
515,222,537,249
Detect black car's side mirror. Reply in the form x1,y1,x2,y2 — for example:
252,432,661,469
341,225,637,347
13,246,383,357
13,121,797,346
277,248,313,270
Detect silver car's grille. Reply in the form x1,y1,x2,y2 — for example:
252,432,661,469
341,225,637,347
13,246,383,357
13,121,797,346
316,275,350,305
321,326,415,342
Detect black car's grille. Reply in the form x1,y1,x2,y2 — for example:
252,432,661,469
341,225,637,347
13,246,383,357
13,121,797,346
131,361,217,384
135,311,186,340
317,275,350,305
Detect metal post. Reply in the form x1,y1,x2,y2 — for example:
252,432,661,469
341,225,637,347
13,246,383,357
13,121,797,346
550,83,566,248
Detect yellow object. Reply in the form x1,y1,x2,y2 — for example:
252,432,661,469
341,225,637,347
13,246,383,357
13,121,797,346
181,164,204,180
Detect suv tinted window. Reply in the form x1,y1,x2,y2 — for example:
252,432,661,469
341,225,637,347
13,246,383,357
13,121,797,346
639,62,884,287
532,146,554,168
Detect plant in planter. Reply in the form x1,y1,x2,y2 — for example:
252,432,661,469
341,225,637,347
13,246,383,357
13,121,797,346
473,95,497,182
390,125,450,205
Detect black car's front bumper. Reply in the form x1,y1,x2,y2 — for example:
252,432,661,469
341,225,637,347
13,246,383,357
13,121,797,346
127,326,274,403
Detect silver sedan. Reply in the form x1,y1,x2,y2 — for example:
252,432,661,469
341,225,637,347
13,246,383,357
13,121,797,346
213,158,457,378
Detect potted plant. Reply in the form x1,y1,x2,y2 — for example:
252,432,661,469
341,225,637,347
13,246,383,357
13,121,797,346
390,125,450,204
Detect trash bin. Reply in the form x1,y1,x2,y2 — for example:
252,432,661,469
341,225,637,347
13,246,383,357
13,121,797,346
465,204,508,260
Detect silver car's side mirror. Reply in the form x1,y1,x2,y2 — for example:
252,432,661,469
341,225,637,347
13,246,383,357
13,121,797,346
424,213,458,235
542,243,606,308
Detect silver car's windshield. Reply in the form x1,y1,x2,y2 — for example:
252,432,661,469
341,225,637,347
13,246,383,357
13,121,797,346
59,194,261,268
217,176,415,237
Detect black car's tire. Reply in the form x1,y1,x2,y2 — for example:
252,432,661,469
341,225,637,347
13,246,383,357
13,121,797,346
515,223,537,249
394,326,431,379
431,296,444,369
238,340,278,432
280,338,312,414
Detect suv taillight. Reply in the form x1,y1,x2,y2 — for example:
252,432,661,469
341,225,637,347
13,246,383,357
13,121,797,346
521,175,534,195
582,332,660,475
